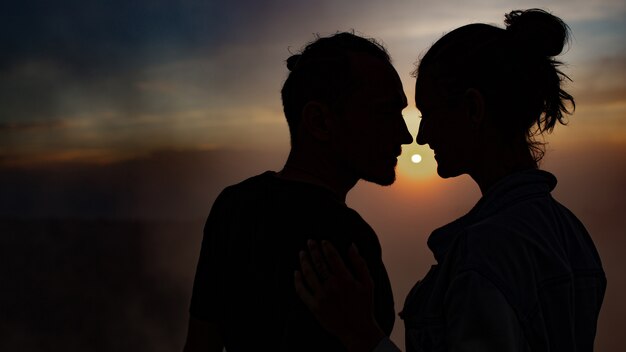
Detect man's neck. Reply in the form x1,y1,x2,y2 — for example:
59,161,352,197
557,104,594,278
277,158,356,203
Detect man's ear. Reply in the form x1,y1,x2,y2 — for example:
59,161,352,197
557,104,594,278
301,101,331,141
464,88,485,124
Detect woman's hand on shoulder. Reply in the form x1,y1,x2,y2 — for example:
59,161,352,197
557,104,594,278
294,240,385,352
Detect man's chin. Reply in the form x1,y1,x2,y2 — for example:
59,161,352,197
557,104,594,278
363,172,396,186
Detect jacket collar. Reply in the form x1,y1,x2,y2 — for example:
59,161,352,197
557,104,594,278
427,169,557,263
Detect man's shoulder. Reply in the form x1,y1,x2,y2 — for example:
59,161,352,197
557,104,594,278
213,171,366,223
221,172,351,211
210,171,379,244
222,170,276,191
213,171,277,203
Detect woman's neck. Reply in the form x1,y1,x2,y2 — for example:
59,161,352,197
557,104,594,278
471,145,537,195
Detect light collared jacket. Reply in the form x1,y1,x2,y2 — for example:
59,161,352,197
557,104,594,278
378,169,606,352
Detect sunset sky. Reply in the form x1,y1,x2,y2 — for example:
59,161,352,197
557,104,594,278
1,1,624,351
1,0,625,165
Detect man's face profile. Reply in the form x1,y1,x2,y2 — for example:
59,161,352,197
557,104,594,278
329,54,412,186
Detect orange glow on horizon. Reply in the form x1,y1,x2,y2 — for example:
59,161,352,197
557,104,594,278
0,149,134,167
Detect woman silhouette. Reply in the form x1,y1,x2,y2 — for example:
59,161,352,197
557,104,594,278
295,9,606,352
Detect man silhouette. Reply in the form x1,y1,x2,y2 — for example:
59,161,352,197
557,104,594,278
183,32,412,351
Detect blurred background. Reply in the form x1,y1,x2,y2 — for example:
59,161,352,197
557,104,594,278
1,1,624,351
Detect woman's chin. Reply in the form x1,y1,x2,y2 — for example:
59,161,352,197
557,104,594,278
436,165,462,179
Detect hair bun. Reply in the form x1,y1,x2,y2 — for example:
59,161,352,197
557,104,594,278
286,54,302,71
505,9,569,57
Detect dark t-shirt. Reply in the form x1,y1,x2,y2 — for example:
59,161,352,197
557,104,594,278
190,171,395,351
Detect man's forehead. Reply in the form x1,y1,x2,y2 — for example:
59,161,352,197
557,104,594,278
350,54,398,80
348,54,406,105
356,78,407,106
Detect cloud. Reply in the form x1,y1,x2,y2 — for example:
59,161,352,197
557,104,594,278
0,1,226,72
0,1,277,125
1,0,624,165
0,119,67,132
0,148,287,220
571,56,626,105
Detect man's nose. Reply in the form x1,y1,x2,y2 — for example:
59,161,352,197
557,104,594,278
398,118,413,145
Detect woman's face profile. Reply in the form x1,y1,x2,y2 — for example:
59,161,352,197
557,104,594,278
414,69,478,179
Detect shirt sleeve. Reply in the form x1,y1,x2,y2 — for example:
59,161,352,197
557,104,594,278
444,270,529,352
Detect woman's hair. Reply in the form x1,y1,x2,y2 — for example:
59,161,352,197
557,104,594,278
281,32,390,145
416,9,574,161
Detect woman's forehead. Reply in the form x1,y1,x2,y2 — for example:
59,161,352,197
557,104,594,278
414,72,438,105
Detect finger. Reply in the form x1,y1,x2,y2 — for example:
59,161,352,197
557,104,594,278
348,243,373,287
294,270,317,309
307,239,330,281
299,250,321,292
320,240,353,280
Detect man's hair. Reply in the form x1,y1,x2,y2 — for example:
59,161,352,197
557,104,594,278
281,32,390,145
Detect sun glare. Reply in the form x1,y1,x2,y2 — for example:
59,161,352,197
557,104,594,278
397,144,437,181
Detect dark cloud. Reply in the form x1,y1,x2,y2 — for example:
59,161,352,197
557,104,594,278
0,1,229,124
0,119,67,131
0,60,163,123
0,1,301,73
572,56,626,106
1,1,216,72
0,0,301,128
0,148,286,220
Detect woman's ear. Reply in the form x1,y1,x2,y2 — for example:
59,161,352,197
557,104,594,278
464,88,485,124
301,101,331,141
